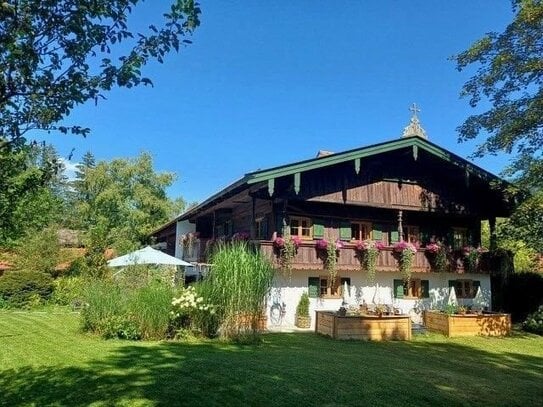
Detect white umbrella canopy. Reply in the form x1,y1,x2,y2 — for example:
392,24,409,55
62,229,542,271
107,246,192,267
472,286,485,310
342,281,351,305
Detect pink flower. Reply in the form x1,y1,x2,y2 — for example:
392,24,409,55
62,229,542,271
315,239,328,250
232,231,250,241
335,240,344,250
393,241,417,253
355,240,385,251
273,237,285,249
291,236,302,248
425,243,440,254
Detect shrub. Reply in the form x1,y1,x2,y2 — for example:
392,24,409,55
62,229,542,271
296,292,309,317
128,281,174,340
51,277,85,306
14,226,61,275
170,284,217,337
80,279,126,336
81,277,176,340
523,306,543,335
0,270,54,308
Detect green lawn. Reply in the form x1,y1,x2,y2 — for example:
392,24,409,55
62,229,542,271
1,311,542,407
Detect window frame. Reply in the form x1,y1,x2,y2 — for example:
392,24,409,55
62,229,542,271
289,216,313,240
394,278,429,299
404,225,420,245
255,217,267,240
451,279,479,299
310,275,350,299
452,227,468,250
350,221,372,241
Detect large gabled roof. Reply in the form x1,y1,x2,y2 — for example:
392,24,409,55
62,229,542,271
173,136,507,224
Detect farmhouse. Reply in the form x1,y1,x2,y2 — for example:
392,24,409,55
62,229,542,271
152,110,513,329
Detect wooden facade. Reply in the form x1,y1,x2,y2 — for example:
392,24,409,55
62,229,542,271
153,137,513,274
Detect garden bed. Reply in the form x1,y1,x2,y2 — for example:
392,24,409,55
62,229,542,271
315,311,411,341
423,310,511,337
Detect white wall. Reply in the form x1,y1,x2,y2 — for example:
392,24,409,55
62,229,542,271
266,271,492,329
175,220,196,275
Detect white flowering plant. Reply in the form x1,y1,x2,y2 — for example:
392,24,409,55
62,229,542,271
170,286,216,336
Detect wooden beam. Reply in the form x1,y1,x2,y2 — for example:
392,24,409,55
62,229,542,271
354,157,361,174
294,172,301,195
268,178,275,196
250,195,256,238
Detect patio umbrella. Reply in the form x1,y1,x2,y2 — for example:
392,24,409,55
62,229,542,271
107,246,192,267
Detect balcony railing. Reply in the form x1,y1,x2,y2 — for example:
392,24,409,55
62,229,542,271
259,241,499,274
184,239,502,274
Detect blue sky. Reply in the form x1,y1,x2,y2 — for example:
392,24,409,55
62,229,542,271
47,1,514,204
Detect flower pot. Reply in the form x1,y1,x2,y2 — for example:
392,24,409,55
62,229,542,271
295,315,311,328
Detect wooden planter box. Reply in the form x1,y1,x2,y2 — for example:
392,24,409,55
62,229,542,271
315,311,412,341
295,315,311,329
424,310,511,337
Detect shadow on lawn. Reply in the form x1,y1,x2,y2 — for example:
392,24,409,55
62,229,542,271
1,333,542,407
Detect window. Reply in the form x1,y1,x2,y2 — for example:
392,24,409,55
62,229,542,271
255,217,268,240
452,228,468,250
290,216,312,239
308,276,350,298
394,279,429,299
351,222,372,241
450,279,480,299
404,225,420,245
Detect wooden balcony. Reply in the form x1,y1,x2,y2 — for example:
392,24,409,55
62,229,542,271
184,239,504,274
259,241,492,274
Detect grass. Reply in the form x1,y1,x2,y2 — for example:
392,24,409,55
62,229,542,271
1,311,542,406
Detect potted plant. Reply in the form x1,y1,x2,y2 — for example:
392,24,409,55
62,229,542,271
425,242,449,273
393,241,417,283
295,292,311,328
355,239,385,282
273,235,301,279
315,239,344,287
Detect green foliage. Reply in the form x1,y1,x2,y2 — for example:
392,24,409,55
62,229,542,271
207,242,274,340
523,305,543,335
325,243,338,287
51,277,85,306
0,0,200,145
0,144,63,245
481,219,540,272
296,292,310,317
75,153,177,265
361,246,379,282
454,0,543,183
80,277,175,340
127,281,174,340
13,226,61,275
0,270,54,307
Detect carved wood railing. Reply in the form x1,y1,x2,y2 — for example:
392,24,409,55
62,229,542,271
259,241,474,274
184,239,507,274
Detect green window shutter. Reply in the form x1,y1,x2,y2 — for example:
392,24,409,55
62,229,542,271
308,277,320,298
390,230,400,243
372,225,383,241
393,279,404,299
313,220,325,239
421,280,430,298
339,222,351,241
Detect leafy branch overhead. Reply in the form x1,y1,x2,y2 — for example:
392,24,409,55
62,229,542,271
454,0,542,187
0,0,200,145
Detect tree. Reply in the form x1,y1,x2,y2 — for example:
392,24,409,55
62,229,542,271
0,143,63,245
76,152,176,255
454,0,542,187
0,0,200,147
455,0,543,253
